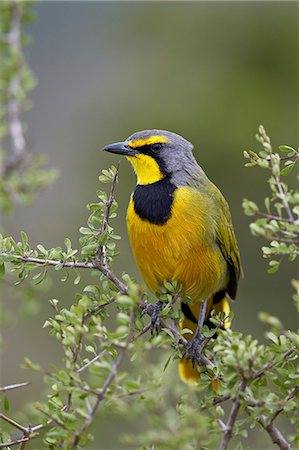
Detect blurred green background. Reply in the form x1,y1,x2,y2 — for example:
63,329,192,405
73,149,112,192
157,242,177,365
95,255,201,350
2,2,298,449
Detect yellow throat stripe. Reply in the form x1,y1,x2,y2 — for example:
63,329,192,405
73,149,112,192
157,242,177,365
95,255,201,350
127,154,164,185
126,135,169,185
128,135,169,149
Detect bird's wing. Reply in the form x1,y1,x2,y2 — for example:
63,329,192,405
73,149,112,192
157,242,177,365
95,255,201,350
209,182,241,299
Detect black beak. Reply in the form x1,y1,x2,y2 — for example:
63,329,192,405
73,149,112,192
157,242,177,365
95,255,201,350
103,141,137,156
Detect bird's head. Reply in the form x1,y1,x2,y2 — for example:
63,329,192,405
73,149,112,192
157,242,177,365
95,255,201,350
103,129,199,186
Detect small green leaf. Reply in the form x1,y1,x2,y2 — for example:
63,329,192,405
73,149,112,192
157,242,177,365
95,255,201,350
37,244,48,256
0,263,5,277
21,231,29,246
279,145,296,153
281,162,294,176
4,396,10,412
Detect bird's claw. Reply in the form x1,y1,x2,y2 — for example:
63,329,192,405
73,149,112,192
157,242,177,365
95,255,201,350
141,300,163,334
182,337,204,368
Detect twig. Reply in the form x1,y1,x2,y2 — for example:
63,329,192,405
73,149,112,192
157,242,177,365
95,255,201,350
0,253,94,269
252,348,295,380
0,252,128,294
256,212,296,223
218,379,248,450
0,438,29,448
258,420,292,450
260,130,295,223
251,387,298,450
0,382,31,392
76,351,107,374
0,414,27,432
270,386,298,423
111,389,146,400
159,318,216,369
95,163,119,269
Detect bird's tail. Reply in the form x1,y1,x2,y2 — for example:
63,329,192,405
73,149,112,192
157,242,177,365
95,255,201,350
178,294,231,385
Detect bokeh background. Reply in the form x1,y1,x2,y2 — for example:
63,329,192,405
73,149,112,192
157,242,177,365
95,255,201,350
2,2,298,449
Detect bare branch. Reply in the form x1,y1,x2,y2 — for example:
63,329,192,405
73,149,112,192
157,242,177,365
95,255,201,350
0,438,29,448
0,382,31,392
258,420,292,450
0,413,27,432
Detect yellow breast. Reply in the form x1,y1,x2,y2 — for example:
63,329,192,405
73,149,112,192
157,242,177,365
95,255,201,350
127,186,228,302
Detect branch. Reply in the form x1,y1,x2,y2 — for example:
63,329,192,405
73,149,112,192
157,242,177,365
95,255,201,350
0,438,29,448
218,379,248,450
70,309,136,449
159,317,216,370
0,413,27,433
0,414,32,450
94,164,128,295
0,382,31,392
0,252,128,294
0,164,129,294
252,348,296,380
257,419,292,450
252,387,298,450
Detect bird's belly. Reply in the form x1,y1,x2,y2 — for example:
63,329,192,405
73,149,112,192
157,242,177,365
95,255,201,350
127,187,227,302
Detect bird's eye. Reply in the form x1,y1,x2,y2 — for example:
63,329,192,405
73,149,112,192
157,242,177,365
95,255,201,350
151,143,163,152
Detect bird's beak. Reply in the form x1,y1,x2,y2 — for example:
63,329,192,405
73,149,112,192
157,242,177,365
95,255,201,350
103,141,138,157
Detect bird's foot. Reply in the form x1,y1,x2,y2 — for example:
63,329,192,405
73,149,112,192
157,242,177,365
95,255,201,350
141,300,163,334
183,336,204,368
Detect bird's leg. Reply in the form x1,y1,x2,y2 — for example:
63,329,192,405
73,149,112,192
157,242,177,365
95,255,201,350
183,299,208,367
141,300,163,334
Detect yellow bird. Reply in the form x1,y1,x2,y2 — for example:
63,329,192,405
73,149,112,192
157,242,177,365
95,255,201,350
103,130,241,383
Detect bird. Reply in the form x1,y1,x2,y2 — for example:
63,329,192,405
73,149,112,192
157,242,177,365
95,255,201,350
103,130,241,384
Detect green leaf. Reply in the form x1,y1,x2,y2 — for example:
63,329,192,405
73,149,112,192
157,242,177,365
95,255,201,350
21,231,29,246
74,270,81,285
37,244,48,256
117,295,134,306
4,396,10,412
281,162,294,176
267,260,280,274
279,145,296,154
79,227,92,235
163,355,172,371
0,263,5,277
33,269,47,285
81,243,98,256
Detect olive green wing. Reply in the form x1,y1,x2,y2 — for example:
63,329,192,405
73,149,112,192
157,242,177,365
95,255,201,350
210,183,241,299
